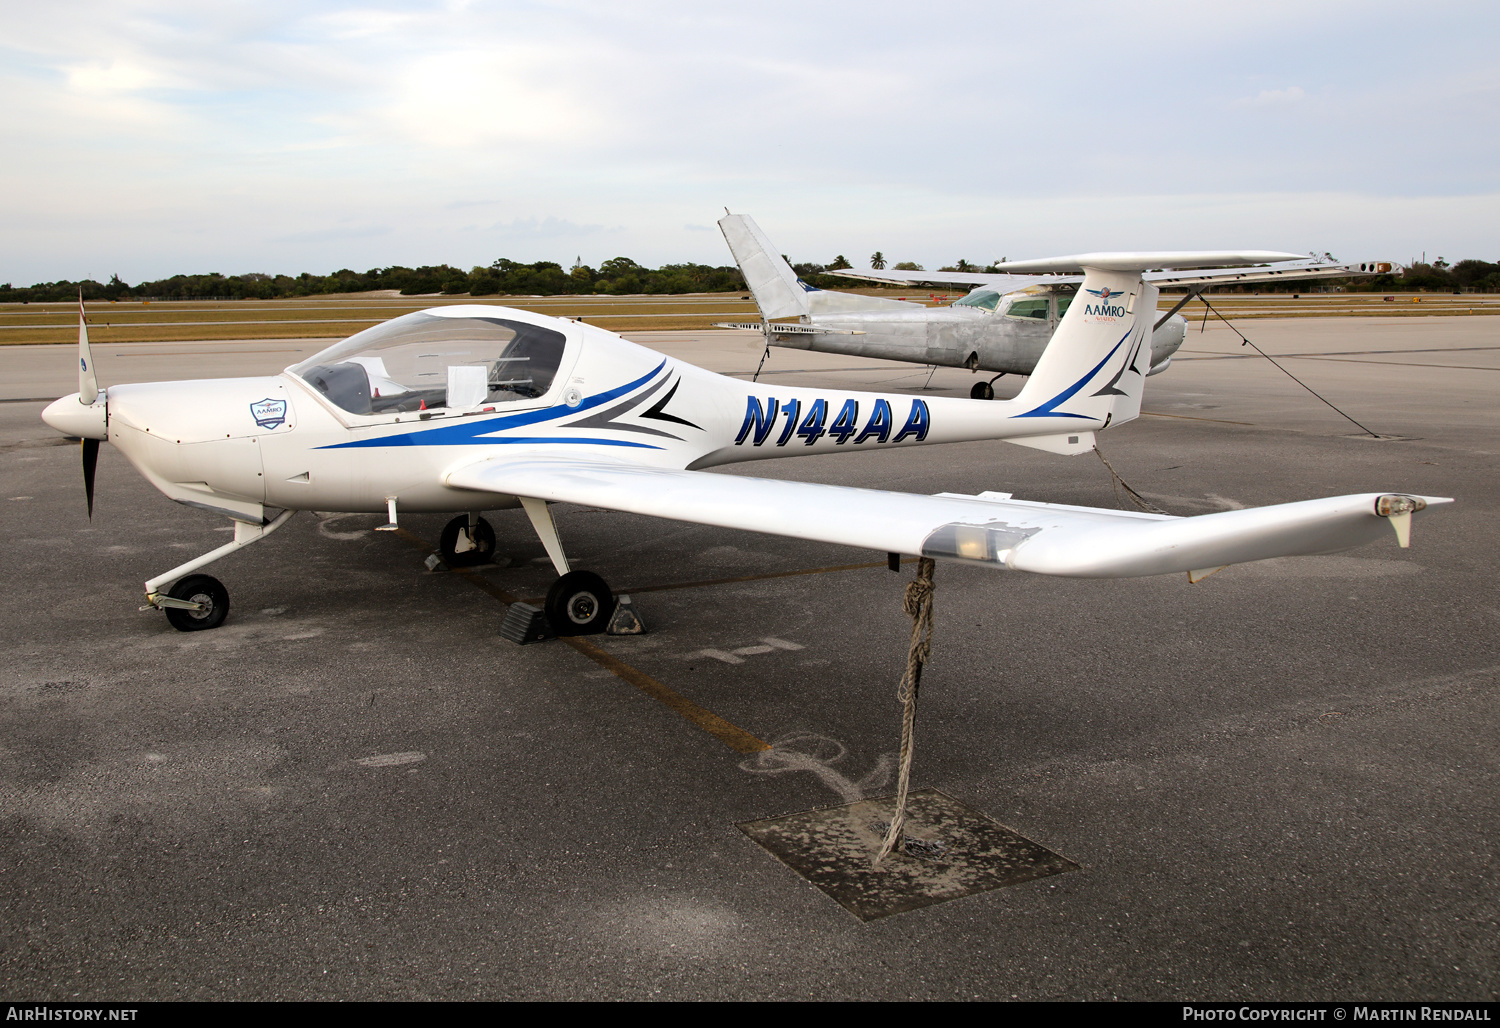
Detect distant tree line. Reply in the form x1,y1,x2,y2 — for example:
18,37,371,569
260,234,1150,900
4,255,1497,303
1169,259,1500,294
0,258,748,303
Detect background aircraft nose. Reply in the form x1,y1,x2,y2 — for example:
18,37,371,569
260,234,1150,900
42,392,108,440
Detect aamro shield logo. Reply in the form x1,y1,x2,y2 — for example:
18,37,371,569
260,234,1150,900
250,398,288,430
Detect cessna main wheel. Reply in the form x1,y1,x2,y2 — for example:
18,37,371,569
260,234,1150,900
545,571,614,636
970,381,995,400
164,574,230,632
440,515,496,567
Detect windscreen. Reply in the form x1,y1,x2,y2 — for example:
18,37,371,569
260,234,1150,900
291,313,567,415
953,290,1002,311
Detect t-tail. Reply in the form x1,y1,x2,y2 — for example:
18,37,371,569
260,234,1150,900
1003,250,1301,455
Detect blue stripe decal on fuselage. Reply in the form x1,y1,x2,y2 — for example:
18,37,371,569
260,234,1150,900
452,436,662,449
1012,329,1131,420
318,359,669,449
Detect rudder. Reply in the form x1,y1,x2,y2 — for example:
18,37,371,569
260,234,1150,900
718,213,810,320
1010,270,1157,430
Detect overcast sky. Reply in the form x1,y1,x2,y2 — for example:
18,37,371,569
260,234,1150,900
3,0,1497,283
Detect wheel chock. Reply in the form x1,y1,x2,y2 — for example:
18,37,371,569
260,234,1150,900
499,602,555,645
606,595,645,636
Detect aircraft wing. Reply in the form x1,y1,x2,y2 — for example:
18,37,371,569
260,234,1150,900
832,260,1370,293
1143,261,1370,289
446,456,1447,579
831,268,1044,289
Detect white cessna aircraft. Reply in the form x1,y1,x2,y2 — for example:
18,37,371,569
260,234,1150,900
719,214,1386,399
43,253,1443,634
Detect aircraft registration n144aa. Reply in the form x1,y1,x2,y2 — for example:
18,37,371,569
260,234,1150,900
42,252,1447,634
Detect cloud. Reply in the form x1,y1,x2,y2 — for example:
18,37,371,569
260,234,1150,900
486,217,620,239
1238,85,1306,106
272,223,394,244
2,0,1500,282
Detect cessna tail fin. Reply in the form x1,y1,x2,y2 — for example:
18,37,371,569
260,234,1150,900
718,213,810,320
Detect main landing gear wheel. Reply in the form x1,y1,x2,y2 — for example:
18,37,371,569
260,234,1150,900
970,380,995,400
545,570,614,636
164,574,230,632
440,515,496,567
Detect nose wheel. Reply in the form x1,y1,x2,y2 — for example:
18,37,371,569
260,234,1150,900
162,574,230,632
545,570,614,636
440,515,497,567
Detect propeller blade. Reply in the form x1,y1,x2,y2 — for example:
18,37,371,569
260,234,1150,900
78,289,99,406
82,437,99,519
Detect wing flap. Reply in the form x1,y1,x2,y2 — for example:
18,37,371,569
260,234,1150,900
445,456,1448,579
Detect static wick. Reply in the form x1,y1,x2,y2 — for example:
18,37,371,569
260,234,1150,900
873,556,936,868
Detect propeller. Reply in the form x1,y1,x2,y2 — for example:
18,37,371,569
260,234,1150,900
78,289,99,405
41,293,109,517
82,438,99,518
77,291,101,518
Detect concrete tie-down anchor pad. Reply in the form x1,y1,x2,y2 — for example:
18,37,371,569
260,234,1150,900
738,788,1079,921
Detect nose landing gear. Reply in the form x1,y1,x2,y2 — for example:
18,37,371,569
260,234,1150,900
143,510,296,632
162,575,230,632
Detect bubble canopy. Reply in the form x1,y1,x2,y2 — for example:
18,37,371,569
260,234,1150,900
290,312,568,415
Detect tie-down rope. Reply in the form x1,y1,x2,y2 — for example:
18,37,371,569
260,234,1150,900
1196,295,1381,438
874,556,936,867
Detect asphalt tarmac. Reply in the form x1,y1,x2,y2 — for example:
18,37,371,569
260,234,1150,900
1,316,1496,1000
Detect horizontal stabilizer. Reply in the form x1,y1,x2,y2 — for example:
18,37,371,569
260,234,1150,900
713,321,865,336
1005,432,1097,456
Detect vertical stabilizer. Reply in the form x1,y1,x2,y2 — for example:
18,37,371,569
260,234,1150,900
718,214,810,320
1009,269,1156,430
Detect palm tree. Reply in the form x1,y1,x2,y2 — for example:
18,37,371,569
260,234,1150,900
870,251,886,270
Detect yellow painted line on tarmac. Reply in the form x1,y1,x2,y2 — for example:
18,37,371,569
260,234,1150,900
563,635,770,754
1141,411,1256,426
391,527,769,754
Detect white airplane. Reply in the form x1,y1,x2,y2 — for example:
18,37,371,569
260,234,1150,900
42,254,1444,634
718,214,1387,399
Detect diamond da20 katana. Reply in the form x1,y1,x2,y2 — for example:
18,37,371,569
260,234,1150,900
42,252,1444,633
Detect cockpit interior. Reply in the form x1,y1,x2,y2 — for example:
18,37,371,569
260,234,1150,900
952,289,1075,320
291,313,567,415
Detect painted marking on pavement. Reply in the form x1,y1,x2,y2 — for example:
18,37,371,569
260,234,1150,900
391,527,769,754
357,751,426,767
692,638,807,665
